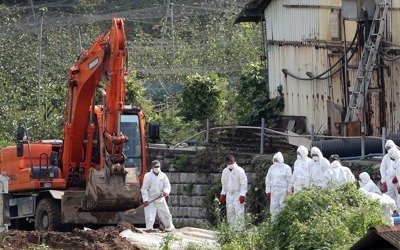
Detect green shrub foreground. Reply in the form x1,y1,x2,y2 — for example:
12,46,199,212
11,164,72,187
215,183,388,250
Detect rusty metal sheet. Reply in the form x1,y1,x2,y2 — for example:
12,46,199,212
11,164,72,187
268,45,347,134
264,0,399,135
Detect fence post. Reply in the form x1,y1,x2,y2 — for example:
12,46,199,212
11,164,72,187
311,124,315,147
361,125,365,159
260,117,265,155
206,118,210,144
382,127,386,156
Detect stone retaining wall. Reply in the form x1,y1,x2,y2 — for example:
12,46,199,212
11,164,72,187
147,146,382,227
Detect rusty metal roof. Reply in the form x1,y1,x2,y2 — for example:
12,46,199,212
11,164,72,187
234,0,271,24
350,226,400,250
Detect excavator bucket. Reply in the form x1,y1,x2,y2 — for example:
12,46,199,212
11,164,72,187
80,166,142,211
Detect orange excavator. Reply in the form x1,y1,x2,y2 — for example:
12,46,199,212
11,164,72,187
0,18,150,230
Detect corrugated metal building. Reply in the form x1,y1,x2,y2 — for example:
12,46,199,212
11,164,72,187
236,0,400,136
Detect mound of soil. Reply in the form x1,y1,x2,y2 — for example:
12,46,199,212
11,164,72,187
0,222,144,250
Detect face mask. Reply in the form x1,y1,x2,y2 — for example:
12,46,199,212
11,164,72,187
227,164,235,169
153,167,160,174
312,156,319,162
297,154,302,160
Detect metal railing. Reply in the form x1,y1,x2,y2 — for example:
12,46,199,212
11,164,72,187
174,118,394,160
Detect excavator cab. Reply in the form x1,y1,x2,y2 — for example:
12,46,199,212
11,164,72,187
120,112,143,174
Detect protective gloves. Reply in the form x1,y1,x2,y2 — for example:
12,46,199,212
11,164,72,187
219,194,226,204
382,182,388,192
393,176,398,184
266,193,271,200
239,196,246,204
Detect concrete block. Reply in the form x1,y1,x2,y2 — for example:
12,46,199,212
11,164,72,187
193,196,205,206
180,173,190,183
179,196,189,206
165,172,180,184
192,184,210,196
169,195,179,206
170,207,178,217
193,173,211,184
170,185,178,195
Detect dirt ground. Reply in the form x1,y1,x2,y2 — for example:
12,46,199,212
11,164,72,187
0,222,144,250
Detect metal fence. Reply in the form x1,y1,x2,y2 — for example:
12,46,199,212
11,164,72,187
174,118,398,160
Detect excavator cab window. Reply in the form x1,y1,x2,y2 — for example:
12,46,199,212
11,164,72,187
120,114,142,175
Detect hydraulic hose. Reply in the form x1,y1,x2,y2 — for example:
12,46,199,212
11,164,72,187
282,31,358,81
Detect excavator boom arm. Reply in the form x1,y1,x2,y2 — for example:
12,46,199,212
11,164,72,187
62,18,127,179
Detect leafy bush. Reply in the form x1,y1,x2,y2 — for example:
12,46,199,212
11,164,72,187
266,183,387,250
217,223,262,250
203,182,225,227
213,182,388,250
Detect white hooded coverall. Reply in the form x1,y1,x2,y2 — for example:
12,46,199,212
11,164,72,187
381,140,398,203
265,152,292,218
141,170,174,230
359,187,397,226
220,163,248,229
327,160,352,185
389,147,400,207
359,172,382,195
292,145,312,193
308,147,330,187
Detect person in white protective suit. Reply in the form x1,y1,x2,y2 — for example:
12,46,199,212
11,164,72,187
265,152,292,219
292,145,312,193
329,154,355,183
219,155,248,229
308,147,330,187
380,140,398,203
327,160,350,185
141,160,175,231
389,147,400,207
359,172,382,195
359,187,397,226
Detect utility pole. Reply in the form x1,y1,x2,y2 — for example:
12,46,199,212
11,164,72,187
30,0,36,20
170,1,175,61
78,26,83,52
160,0,171,50
37,7,47,108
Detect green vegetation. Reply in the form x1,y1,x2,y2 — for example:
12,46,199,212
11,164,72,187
211,183,388,250
179,74,225,124
159,233,182,250
0,1,265,145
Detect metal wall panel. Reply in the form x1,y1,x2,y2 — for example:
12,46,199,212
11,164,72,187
265,0,320,42
384,60,400,134
268,45,345,134
264,0,400,135
390,0,400,43
264,1,357,41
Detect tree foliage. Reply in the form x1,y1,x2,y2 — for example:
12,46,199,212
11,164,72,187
0,1,262,146
151,108,200,145
179,74,225,123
